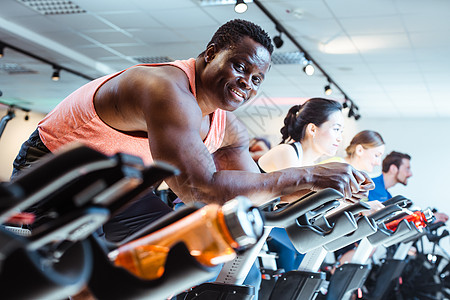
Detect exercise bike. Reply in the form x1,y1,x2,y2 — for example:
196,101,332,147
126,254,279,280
391,220,450,300
0,144,266,300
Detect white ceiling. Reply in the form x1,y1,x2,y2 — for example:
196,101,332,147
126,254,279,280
0,0,449,119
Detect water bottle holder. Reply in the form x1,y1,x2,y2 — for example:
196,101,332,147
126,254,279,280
323,215,378,252
383,221,423,247
367,219,412,246
88,236,221,300
286,211,358,254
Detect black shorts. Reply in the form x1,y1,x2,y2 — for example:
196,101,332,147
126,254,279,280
11,129,173,243
11,129,52,180
102,192,173,243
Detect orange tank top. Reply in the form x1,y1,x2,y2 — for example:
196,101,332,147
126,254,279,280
38,58,226,165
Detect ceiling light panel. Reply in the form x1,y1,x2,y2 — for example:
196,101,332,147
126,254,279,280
199,0,253,6
0,63,38,74
133,56,173,64
15,0,86,15
271,51,305,65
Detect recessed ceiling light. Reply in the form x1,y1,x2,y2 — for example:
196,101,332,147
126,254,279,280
303,61,315,76
0,63,37,75
133,56,173,64
199,0,253,5
15,0,86,15
271,51,305,65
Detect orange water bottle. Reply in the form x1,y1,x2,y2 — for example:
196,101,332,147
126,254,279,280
385,208,433,231
109,196,264,280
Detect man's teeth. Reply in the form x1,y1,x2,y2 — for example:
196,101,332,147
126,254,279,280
231,88,244,98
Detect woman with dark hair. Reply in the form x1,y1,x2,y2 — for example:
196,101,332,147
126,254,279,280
258,98,344,172
257,98,345,272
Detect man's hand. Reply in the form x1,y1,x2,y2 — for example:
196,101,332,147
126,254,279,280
306,162,375,202
434,212,449,224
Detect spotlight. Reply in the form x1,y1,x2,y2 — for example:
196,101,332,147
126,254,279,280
324,84,332,96
234,0,247,13
346,101,361,120
273,34,283,48
348,107,354,118
342,100,349,109
51,67,60,81
303,60,314,76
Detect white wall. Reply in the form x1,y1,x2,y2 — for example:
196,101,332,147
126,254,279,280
0,108,45,181
357,117,450,214
358,117,450,255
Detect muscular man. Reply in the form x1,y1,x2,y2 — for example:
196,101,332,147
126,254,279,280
368,151,412,202
12,19,373,242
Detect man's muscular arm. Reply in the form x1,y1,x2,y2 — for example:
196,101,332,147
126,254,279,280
119,67,373,205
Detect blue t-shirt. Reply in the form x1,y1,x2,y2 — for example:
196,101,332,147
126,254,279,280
368,174,392,202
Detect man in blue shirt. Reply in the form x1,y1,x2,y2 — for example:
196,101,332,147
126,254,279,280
369,151,412,202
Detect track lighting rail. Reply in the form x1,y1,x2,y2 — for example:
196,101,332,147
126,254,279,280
252,0,360,119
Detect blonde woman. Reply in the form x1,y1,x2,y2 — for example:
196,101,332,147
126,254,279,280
321,130,385,174
321,130,386,265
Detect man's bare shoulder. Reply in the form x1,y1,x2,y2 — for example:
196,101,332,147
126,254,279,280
115,64,199,116
119,64,190,93
95,63,200,132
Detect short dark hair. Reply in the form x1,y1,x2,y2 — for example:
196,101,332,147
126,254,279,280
280,98,342,144
382,151,411,172
201,19,273,56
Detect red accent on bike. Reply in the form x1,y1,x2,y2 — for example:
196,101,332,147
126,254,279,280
6,212,35,225
261,274,271,280
385,211,427,231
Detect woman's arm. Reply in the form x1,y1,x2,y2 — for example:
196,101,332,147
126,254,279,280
258,143,302,173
